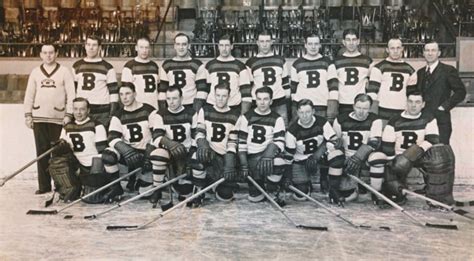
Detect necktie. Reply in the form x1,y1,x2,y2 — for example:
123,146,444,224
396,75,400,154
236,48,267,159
424,66,432,88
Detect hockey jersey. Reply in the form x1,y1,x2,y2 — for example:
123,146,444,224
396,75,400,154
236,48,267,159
121,58,159,109
150,106,197,150
334,54,372,105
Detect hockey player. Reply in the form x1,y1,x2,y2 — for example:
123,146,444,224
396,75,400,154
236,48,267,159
200,35,252,115
102,83,156,200
73,35,119,128
290,34,339,122
192,82,241,203
367,38,417,124
285,99,343,203
379,91,442,205
158,33,207,112
121,37,160,109
53,97,114,203
331,94,383,205
148,87,198,207
238,87,287,203
246,31,291,127
334,29,373,114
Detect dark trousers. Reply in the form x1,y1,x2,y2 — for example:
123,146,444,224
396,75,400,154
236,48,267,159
33,122,62,191
438,121,452,145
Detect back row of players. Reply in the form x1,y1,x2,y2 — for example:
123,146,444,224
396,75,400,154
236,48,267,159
34,28,464,207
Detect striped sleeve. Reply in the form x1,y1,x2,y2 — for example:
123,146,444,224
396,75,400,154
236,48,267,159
237,115,249,152
240,67,252,103
227,120,240,154
106,68,119,103
107,116,123,147
406,71,418,96
195,63,208,102
370,119,383,139
95,123,108,153
195,108,206,141
367,66,382,101
381,124,396,157
149,112,165,147
282,60,291,97
273,116,286,152
158,66,169,108
63,68,75,119
327,63,339,101
191,111,198,147
420,118,439,151
290,63,299,96
332,118,342,138
285,131,297,160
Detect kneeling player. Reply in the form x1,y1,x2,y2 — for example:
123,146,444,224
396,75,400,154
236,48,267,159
238,87,288,203
192,82,241,204
331,94,383,205
285,99,343,202
53,97,113,203
149,87,198,207
102,83,155,201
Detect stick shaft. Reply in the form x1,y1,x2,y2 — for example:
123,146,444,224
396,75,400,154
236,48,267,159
402,189,453,210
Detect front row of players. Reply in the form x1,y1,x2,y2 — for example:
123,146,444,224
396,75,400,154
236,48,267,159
49,82,455,209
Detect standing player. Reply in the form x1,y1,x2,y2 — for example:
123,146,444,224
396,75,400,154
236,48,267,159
330,94,384,205
73,35,119,127
290,34,339,122
158,33,207,112
285,99,343,203
121,37,160,109
192,82,241,203
334,29,373,114
238,87,287,203
24,43,75,194
246,31,290,127
148,87,198,207
102,83,155,200
367,38,417,124
201,35,252,114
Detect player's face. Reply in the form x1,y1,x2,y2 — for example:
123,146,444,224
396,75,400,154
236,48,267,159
85,38,100,59
257,35,273,55
423,43,441,64
353,100,371,120
218,39,233,58
120,87,136,107
343,34,359,53
297,105,314,125
215,88,230,109
73,101,90,121
166,90,183,111
255,92,272,113
386,39,403,61
406,95,425,116
40,45,57,65
174,36,189,58
305,36,321,56
136,39,150,59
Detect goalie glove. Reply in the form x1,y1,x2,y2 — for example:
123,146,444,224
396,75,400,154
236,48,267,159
52,139,71,156
160,136,186,159
114,141,143,170
392,144,424,177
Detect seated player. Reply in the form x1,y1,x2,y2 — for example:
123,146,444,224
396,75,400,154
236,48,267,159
331,94,383,205
238,87,288,203
285,99,343,202
102,83,155,201
192,82,241,204
148,87,198,207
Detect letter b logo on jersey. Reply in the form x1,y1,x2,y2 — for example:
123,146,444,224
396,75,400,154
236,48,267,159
251,126,266,144
390,73,404,92
170,125,186,142
82,73,96,90
345,68,359,85
262,68,276,86
216,73,230,85
172,71,186,88
348,132,363,150
401,132,417,149
307,71,320,88
142,75,156,93
211,123,226,142
127,124,143,143
303,139,318,154
69,134,85,152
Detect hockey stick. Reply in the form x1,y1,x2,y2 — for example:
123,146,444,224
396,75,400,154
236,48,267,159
402,189,474,221
247,176,328,231
0,145,58,187
26,168,142,216
106,178,226,231
288,185,391,231
84,174,187,220
348,174,458,230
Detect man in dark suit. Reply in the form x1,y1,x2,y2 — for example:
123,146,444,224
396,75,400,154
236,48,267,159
417,41,466,144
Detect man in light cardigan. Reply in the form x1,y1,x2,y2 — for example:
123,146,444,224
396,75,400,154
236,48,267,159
24,43,75,194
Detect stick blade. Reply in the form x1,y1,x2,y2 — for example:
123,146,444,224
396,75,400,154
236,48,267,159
425,223,458,230
106,225,140,231
84,215,97,220
297,225,328,231
26,209,58,215
160,202,174,211
453,209,474,220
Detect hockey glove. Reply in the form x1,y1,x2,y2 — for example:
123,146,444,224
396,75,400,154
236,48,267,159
305,143,327,172
160,136,186,160
238,152,250,181
223,152,237,181
114,141,143,170
344,144,374,175
392,144,424,177
196,138,214,164
53,139,71,156
256,143,280,177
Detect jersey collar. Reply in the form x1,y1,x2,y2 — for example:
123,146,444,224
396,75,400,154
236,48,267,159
401,111,422,119
40,63,60,78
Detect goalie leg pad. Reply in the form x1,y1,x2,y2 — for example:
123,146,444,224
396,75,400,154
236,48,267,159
422,145,455,205
49,156,81,202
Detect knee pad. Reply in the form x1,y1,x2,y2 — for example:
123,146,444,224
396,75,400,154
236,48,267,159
368,152,388,167
90,157,104,175
150,148,170,167
102,149,118,166
328,149,345,169
215,183,234,202
173,178,194,197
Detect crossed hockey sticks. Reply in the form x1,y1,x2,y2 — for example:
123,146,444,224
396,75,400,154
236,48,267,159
247,176,328,231
84,174,187,220
26,168,142,217
348,174,458,230
106,177,226,231
402,189,474,221
288,185,391,231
